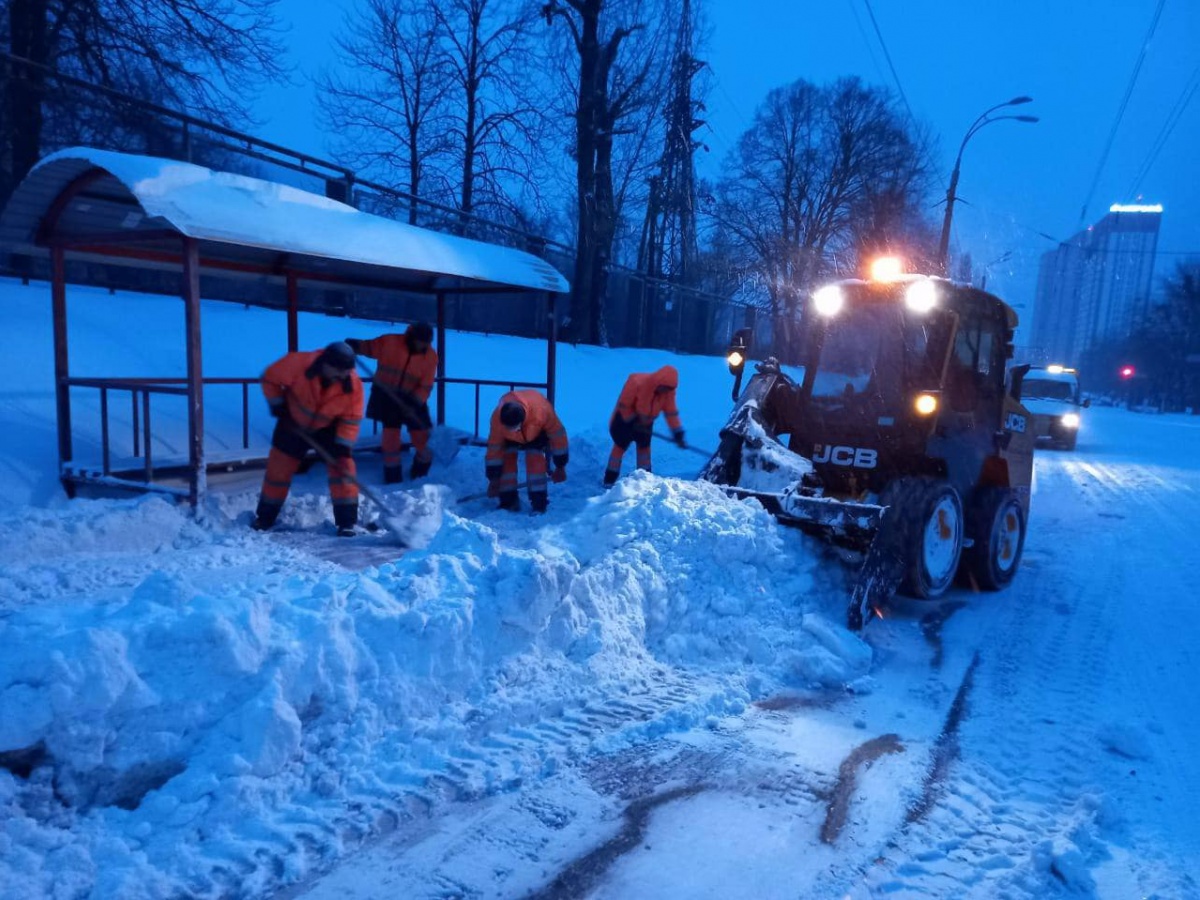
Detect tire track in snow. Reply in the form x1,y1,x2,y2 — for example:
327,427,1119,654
278,672,737,899
850,449,1194,897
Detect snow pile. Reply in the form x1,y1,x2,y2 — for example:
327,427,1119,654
0,471,868,898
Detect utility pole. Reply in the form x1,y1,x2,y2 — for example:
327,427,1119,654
637,0,704,287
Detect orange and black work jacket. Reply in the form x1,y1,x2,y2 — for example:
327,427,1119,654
355,327,438,403
261,350,364,451
485,390,569,480
614,366,683,433
356,327,438,429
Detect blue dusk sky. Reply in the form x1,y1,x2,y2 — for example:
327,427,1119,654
253,0,1200,320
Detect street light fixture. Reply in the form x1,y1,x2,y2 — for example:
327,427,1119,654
937,96,1039,273
979,249,1013,290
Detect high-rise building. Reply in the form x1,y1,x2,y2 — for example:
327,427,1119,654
1031,204,1161,363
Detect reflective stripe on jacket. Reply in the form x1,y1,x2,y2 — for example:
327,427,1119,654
261,350,364,448
356,327,438,403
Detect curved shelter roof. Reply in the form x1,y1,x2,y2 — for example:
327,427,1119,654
0,147,569,299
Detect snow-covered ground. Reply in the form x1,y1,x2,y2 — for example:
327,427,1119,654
2,277,1198,899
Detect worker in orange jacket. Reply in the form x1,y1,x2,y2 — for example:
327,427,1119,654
604,365,686,486
485,390,568,513
252,342,364,535
345,322,437,483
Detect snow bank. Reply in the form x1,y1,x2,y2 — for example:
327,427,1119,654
0,472,868,898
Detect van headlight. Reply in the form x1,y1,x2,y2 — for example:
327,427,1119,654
1060,412,1080,429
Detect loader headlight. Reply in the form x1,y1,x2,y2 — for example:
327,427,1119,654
904,279,938,313
726,327,751,375
813,285,844,316
914,393,939,416
1060,412,1080,429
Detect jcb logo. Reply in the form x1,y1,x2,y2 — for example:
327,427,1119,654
1005,413,1027,433
813,444,878,468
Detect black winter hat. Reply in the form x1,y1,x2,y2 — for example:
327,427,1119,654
499,401,526,428
407,321,434,343
321,341,357,370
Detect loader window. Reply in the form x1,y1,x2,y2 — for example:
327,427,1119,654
806,304,929,413
947,312,1006,412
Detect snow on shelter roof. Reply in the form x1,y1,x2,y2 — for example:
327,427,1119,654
0,147,569,299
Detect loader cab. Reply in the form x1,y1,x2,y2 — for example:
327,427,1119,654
789,274,1018,496
704,265,1034,628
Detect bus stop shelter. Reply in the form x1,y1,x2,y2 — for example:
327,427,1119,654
0,147,569,506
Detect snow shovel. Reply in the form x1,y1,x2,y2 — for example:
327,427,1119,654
291,427,412,546
653,430,713,459
355,359,463,467
456,481,530,504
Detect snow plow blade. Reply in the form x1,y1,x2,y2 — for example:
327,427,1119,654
726,486,899,630
699,362,905,630
723,487,882,533
845,515,905,631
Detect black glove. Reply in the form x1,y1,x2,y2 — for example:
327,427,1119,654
673,430,687,449
331,442,353,459
344,338,363,353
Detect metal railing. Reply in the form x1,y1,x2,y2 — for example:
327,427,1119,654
61,374,544,485
438,377,550,440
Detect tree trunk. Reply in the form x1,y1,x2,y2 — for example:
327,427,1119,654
4,0,51,202
569,5,602,345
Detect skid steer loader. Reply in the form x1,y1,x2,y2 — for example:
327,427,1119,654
702,263,1036,629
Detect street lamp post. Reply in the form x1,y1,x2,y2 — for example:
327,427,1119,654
979,250,1013,291
937,96,1038,273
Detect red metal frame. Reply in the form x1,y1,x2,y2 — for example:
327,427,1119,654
182,238,204,507
35,164,562,506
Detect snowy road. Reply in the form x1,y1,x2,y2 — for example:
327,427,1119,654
288,408,1200,900
4,277,1197,899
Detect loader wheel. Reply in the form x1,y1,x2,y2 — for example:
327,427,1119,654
896,479,964,599
961,488,1026,590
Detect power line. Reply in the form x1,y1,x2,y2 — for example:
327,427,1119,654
860,0,917,127
953,197,1198,258
846,0,888,89
1078,0,1166,225
1125,63,1200,197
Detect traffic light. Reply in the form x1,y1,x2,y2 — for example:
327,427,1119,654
1119,365,1135,380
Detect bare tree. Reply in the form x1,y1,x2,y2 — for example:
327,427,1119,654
318,0,454,224
711,77,932,355
432,0,543,232
541,0,667,345
1,0,285,201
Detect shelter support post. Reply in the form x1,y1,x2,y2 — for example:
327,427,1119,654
436,291,447,426
182,238,206,508
286,272,299,352
546,292,558,406
51,245,73,492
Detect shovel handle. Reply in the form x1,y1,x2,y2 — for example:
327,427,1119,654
457,480,530,504
355,358,426,420
290,425,399,520
652,431,711,458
